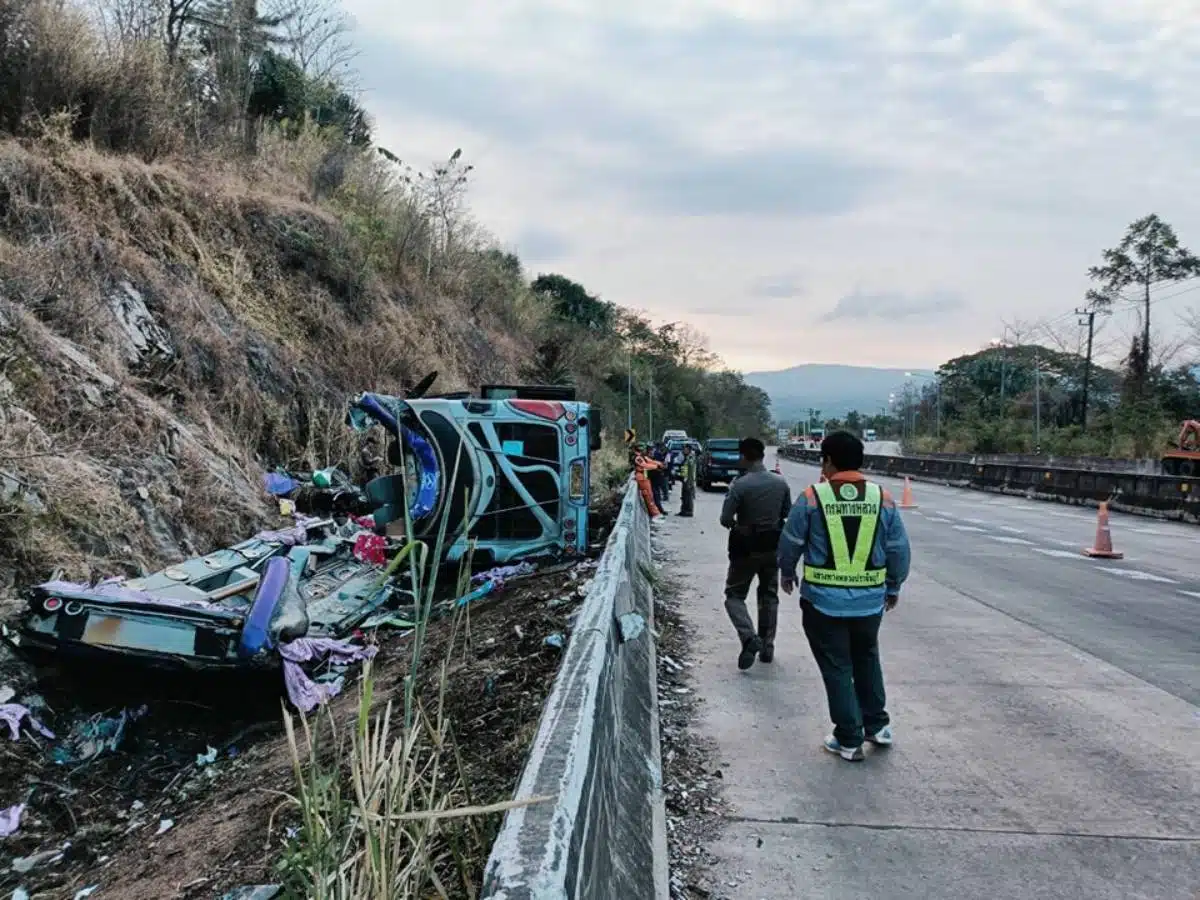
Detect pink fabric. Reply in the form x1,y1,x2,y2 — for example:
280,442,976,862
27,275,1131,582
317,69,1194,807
352,533,387,566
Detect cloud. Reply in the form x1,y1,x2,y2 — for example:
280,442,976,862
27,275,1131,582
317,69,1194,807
749,274,806,299
515,226,571,262
344,0,1200,371
819,290,967,324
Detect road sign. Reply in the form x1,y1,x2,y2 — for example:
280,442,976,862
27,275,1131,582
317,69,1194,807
624,428,637,445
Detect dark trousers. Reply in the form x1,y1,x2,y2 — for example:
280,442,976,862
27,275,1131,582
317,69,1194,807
679,483,695,516
724,552,779,650
801,600,888,748
651,474,668,510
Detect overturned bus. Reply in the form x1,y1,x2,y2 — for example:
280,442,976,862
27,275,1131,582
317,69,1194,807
11,384,601,671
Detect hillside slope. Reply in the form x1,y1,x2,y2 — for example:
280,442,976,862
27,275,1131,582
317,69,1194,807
0,136,536,611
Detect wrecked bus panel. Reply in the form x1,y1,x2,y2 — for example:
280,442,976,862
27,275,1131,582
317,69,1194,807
348,389,597,566
15,519,406,671
11,387,598,672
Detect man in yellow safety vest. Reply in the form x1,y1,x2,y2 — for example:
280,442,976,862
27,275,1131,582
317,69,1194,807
778,431,911,762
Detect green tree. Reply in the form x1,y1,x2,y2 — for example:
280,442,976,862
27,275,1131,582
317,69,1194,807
531,274,616,331
1086,214,1200,385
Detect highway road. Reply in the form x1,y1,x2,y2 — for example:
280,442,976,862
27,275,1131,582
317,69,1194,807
657,458,1199,900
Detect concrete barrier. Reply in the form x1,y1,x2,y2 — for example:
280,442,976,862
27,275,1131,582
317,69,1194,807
779,445,1200,524
481,483,668,900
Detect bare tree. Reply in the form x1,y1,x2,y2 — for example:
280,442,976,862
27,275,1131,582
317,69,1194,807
267,0,356,83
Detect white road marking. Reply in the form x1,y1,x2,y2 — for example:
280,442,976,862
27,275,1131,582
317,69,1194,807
988,535,1035,545
953,525,986,533
926,517,954,524
1129,527,1168,535
1036,548,1082,559
963,517,989,525
1179,590,1200,600
1095,567,1177,584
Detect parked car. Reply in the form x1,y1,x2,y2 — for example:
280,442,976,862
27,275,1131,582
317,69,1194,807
698,438,743,490
11,384,602,672
661,428,688,444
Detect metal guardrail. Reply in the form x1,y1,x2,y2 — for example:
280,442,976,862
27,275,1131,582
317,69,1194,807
778,446,1200,522
898,448,1159,475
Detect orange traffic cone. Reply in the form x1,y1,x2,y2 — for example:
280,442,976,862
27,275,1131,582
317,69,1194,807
773,460,782,475
899,477,918,509
1083,501,1123,559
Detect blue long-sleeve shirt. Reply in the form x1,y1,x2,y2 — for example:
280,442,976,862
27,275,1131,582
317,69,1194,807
777,472,911,617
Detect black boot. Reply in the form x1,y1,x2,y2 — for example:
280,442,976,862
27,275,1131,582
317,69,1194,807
738,636,763,670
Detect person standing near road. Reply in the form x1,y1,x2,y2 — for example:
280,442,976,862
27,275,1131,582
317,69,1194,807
633,447,663,518
720,437,792,669
778,430,911,762
649,443,670,514
678,443,697,517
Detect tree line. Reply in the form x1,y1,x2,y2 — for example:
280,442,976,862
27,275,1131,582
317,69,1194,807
816,215,1200,458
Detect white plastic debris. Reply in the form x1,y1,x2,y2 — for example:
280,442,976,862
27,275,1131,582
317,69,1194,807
155,818,174,835
196,746,218,767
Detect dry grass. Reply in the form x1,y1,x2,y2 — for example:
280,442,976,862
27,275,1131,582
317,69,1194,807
0,124,549,606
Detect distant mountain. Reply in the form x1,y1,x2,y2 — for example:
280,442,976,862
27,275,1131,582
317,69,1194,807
744,364,934,423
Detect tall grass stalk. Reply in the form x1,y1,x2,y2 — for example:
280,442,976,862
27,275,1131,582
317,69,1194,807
276,419,550,896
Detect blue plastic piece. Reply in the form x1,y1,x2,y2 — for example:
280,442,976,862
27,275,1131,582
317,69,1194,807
352,393,440,520
239,557,289,657
455,580,495,608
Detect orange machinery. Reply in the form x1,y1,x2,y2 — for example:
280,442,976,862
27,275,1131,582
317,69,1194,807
1161,420,1200,477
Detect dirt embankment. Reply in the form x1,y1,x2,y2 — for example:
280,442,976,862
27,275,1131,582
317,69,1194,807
0,132,606,897
0,136,538,610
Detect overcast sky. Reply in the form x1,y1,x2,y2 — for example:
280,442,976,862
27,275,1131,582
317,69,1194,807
342,0,1200,373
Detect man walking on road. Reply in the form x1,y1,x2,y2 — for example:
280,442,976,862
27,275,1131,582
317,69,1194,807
778,431,911,762
678,444,697,517
720,437,792,670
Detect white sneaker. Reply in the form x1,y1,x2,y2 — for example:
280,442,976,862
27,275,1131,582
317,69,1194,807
823,735,865,762
865,725,894,747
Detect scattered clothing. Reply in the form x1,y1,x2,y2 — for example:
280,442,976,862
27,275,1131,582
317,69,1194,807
0,703,55,742
0,802,25,836
279,637,377,713
352,532,388,566
471,562,536,588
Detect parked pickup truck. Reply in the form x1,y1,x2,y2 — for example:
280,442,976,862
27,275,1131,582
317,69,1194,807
698,438,743,490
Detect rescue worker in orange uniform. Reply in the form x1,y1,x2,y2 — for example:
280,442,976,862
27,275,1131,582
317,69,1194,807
633,447,665,517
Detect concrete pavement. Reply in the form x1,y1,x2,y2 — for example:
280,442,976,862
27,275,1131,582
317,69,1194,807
654,460,1199,899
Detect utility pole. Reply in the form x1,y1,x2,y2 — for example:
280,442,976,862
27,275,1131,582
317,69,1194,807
1076,307,1096,432
626,349,633,430
1034,347,1041,450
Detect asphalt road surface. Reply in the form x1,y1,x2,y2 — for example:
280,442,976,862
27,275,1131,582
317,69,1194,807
656,458,1199,900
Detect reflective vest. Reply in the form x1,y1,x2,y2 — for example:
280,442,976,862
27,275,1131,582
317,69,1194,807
803,480,886,588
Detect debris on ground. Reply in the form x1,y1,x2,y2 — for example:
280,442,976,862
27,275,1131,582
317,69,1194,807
653,544,728,900
278,636,378,713
0,532,616,898
0,702,54,742
52,706,148,765
0,803,25,837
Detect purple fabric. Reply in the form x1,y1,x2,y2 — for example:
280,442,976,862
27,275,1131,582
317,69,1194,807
37,579,228,614
0,803,24,837
471,562,535,588
279,638,377,713
254,515,323,547
0,704,55,741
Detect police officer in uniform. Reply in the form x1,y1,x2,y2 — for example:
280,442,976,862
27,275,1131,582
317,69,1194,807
778,430,911,761
719,437,792,670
